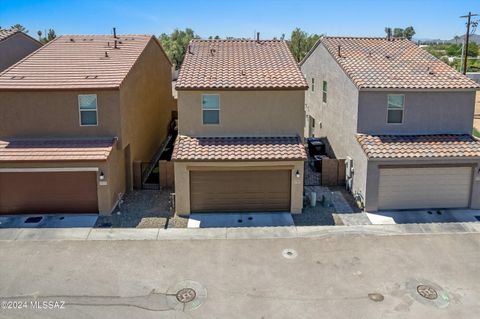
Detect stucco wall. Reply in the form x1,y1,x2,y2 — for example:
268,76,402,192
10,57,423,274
174,161,304,216
119,38,174,162
0,90,121,139
177,90,305,137
363,157,480,212
301,43,359,159
0,33,42,72
358,91,476,135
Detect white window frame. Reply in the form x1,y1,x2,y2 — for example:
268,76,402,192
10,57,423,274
386,94,405,125
201,94,220,125
78,94,98,126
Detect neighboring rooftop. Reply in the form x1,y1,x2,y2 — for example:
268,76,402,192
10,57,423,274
0,28,21,42
0,34,156,90
0,138,115,162
176,39,308,90
172,135,307,161
305,36,479,90
357,134,480,159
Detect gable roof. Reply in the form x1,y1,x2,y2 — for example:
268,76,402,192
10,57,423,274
0,28,42,45
176,39,308,90
302,36,479,90
0,34,162,90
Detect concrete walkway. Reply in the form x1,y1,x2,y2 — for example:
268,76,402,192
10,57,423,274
0,222,479,241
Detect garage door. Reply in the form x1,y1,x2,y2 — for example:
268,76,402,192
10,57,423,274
378,167,472,210
190,170,291,212
0,171,98,214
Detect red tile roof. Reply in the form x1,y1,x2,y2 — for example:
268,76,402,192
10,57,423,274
309,37,479,90
176,39,308,90
172,135,307,161
0,34,157,90
357,134,480,159
0,139,115,162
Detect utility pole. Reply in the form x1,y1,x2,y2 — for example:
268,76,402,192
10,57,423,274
460,11,478,74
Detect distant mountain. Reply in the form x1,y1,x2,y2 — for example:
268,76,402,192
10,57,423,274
415,34,480,44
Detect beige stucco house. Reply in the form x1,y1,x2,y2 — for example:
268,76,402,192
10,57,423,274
301,36,480,212
172,39,308,216
0,28,42,72
0,34,174,215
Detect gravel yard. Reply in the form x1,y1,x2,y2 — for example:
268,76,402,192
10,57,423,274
94,189,188,229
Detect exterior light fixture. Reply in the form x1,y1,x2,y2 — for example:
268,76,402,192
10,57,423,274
295,170,301,178
99,171,105,181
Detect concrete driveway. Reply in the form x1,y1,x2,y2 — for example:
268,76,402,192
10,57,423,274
367,209,480,224
0,232,478,318
187,212,294,228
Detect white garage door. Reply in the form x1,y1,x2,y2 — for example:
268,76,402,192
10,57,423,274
378,166,472,210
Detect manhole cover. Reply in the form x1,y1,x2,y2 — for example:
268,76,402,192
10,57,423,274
176,288,196,303
417,285,438,300
282,248,298,259
368,293,384,302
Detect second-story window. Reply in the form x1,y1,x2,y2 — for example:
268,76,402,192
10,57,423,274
322,81,327,103
387,94,404,124
79,94,98,126
202,94,220,125
311,78,315,92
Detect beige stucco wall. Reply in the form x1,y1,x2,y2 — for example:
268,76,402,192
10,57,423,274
0,146,124,215
119,38,175,163
0,33,42,72
0,90,121,139
177,90,305,137
475,90,480,116
174,161,304,216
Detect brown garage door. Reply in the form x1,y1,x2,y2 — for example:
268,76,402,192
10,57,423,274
0,171,98,214
190,170,291,213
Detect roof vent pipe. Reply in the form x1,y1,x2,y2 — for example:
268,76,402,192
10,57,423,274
114,40,118,49
386,28,392,41
113,27,117,38
338,45,341,57
105,51,109,58
188,44,193,54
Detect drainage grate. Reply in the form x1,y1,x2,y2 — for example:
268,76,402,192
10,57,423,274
24,216,43,224
176,288,196,303
417,285,438,300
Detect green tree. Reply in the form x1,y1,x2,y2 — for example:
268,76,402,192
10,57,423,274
159,28,199,69
446,44,461,56
468,42,478,57
288,28,321,63
403,26,416,40
37,28,57,44
10,23,27,33
393,28,404,38
386,26,415,40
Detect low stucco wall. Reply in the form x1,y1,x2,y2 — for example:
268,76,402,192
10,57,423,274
0,145,125,215
174,160,304,216
363,157,480,212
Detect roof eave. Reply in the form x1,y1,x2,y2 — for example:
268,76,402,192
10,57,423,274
175,86,308,91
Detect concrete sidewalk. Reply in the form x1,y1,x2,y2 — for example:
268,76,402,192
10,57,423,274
0,222,479,241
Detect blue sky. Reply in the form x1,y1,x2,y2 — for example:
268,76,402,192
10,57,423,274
0,0,478,40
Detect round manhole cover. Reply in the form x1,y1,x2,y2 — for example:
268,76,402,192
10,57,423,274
176,288,196,303
282,248,298,259
417,285,438,300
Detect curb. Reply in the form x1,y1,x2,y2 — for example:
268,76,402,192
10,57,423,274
0,222,479,242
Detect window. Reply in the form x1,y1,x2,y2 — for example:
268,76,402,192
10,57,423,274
322,81,327,103
387,94,404,124
79,94,98,126
311,78,315,92
202,94,220,124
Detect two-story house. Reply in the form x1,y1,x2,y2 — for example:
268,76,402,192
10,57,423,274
301,36,480,212
0,33,174,215
172,39,308,215
0,28,42,72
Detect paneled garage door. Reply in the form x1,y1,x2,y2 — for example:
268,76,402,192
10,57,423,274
378,166,472,210
0,171,98,214
190,170,291,212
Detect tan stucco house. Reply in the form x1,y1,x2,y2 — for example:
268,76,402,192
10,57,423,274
0,28,42,72
172,39,308,216
301,36,480,212
0,33,174,215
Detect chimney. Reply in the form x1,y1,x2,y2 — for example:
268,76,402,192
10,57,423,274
256,32,260,42
188,44,193,54
113,27,117,38
337,45,341,57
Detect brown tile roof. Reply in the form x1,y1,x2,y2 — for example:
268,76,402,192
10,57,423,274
0,34,156,90
172,135,307,161
312,37,479,90
0,138,115,162
0,28,20,42
176,39,308,90
357,134,480,159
